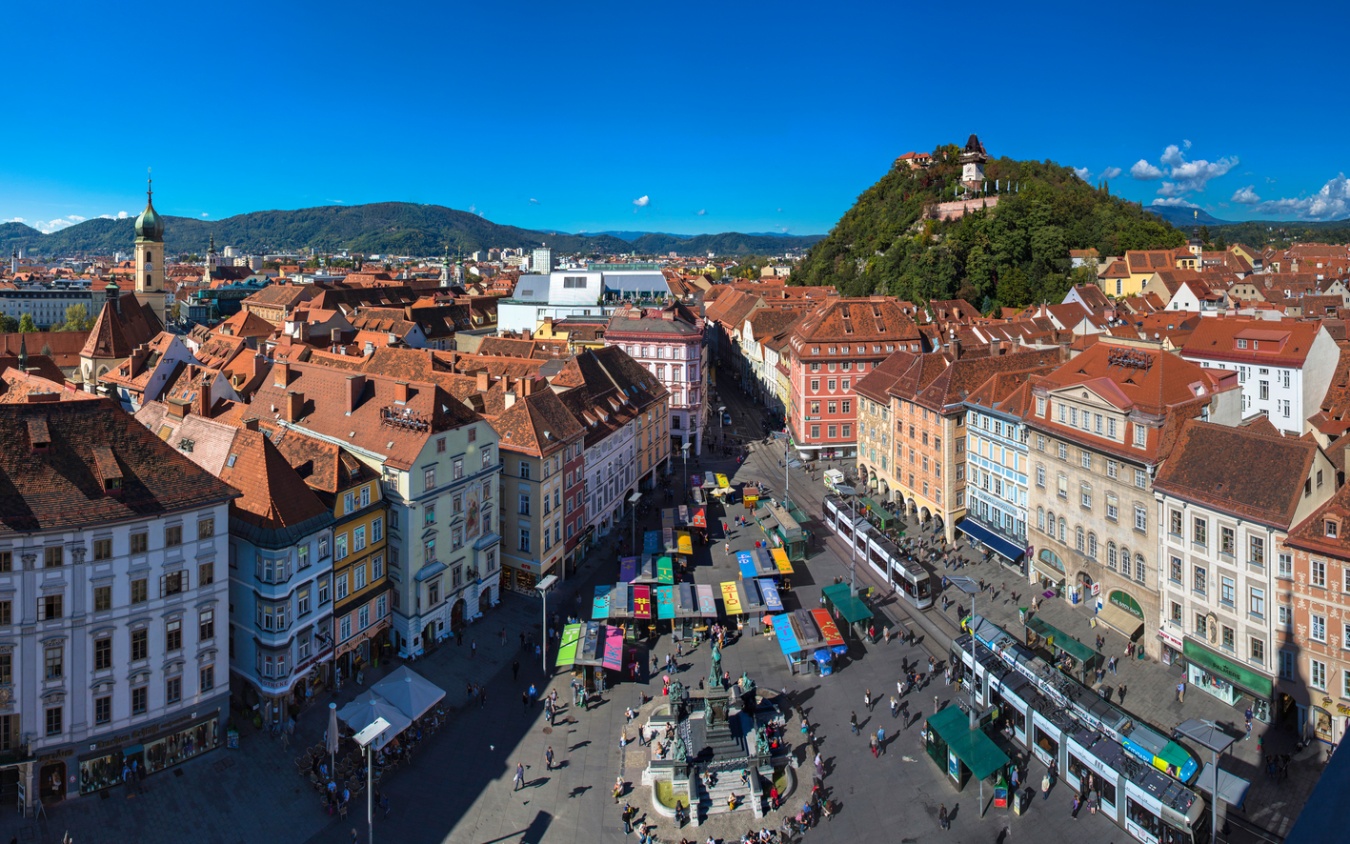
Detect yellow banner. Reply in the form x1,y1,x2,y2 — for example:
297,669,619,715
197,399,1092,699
716,473,730,489
771,547,793,574
677,531,693,555
720,581,743,615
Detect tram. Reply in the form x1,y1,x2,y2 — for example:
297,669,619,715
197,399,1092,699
823,495,933,608
950,616,1209,844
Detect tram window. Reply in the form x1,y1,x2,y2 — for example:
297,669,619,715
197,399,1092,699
1126,797,1162,839
1097,778,1116,808
1068,753,1089,783
1034,725,1059,759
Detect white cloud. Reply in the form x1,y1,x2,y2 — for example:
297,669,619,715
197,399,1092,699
1168,156,1238,192
117,210,129,219
632,195,650,208
1131,159,1164,180
200,212,210,218
1073,166,1091,180
696,209,707,216
1160,144,1186,167
1255,173,1350,221
327,199,345,205
1100,166,1122,180
6,217,24,224
1150,197,1200,208
35,218,77,233
469,204,477,214
528,198,540,205
1183,139,1192,150
1231,186,1261,205
66,214,85,222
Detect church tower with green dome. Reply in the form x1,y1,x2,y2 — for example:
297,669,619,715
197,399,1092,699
133,175,166,322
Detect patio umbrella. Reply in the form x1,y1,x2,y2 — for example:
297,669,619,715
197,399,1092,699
370,666,446,721
327,702,339,776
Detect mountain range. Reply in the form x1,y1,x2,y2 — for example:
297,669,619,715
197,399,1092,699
0,202,823,259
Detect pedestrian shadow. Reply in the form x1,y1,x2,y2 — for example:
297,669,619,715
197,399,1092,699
527,776,550,788
948,803,960,823
857,716,871,732
569,740,590,751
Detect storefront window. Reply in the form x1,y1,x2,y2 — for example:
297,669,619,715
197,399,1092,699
144,716,220,775
79,751,124,794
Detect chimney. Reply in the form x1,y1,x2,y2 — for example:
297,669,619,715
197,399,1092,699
284,391,305,423
331,327,343,348
394,381,410,404
522,376,534,397
167,398,187,419
949,329,961,359
274,361,291,388
196,378,213,417
475,371,489,392
345,374,366,414
243,417,260,432
504,390,517,409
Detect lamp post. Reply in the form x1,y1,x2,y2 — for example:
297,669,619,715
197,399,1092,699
628,491,642,557
536,574,558,675
836,484,858,595
681,442,691,503
353,716,391,844
948,575,982,816
1175,718,1236,844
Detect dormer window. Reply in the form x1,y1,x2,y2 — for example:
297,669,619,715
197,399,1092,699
27,418,50,453
1327,519,1340,539
1237,339,1247,349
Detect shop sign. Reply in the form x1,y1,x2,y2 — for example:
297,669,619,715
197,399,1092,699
1109,590,1144,619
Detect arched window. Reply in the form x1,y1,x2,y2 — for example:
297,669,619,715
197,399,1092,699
1135,554,1146,583
1037,508,1045,531
1088,533,1098,559
1046,510,1055,535
1121,547,1131,578
1058,518,1066,543
1075,527,1085,552
1107,543,1117,570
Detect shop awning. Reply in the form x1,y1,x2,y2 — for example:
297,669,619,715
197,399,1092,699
674,583,699,618
771,614,801,655
591,584,612,620
691,507,707,528
633,585,652,620
720,580,743,615
696,584,718,617
619,556,639,583
736,551,757,580
601,625,625,671
790,609,821,647
927,705,1009,780
739,579,767,613
643,531,661,555
716,473,730,489
957,519,1025,561
821,582,874,625
1183,638,1274,699
663,528,677,554
656,556,675,585
1025,615,1096,665
1196,763,1252,809
676,532,693,556
1095,601,1145,641
655,585,675,620
758,579,784,612
770,547,794,574
676,505,690,527
556,623,583,667
575,622,606,667
811,608,846,648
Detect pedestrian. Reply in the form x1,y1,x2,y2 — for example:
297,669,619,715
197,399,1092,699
514,762,525,791
622,801,633,835
864,688,873,711
876,726,885,754
869,734,879,758
850,711,859,735
938,803,949,830
1072,794,1081,818
725,542,730,556
1042,772,1052,801
890,695,899,718
522,691,530,711
614,776,625,803
1108,656,1118,675
546,746,555,771
471,639,477,659
512,659,520,680
1118,683,1128,703
351,828,359,843
1011,765,1019,789
1177,681,1186,703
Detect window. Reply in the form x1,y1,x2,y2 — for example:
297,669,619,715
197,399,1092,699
1170,558,1184,588
1279,650,1295,681
1279,604,1292,628
519,528,531,553
1279,553,1293,580
131,531,148,554
94,636,112,671
131,629,148,661
1195,613,1207,638
354,526,367,553
1222,625,1235,651
0,600,8,627
1192,517,1207,547
166,676,182,705
335,534,348,561
1251,637,1265,665
1168,510,1182,537
372,517,383,543
94,538,112,560
1312,658,1327,690
166,619,182,652
1220,576,1235,607
1193,565,1207,596
318,577,330,605
1087,533,1098,559
1171,601,1183,623
40,593,63,620
1134,469,1147,489
94,585,112,612
298,544,310,569
1081,452,1092,470
1080,484,1091,509
199,561,215,587
424,503,436,526
335,573,349,601
1076,527,1085,552
44,546,62,568
1312,613,1327,643
0,550,10,572
131,578,147,604
1249,536,1265,566
1057,443,1068,460
1134,505,1147,532
1133,426,1147,447
95,695,112,725
423,467,436,491
1218,526,1235,556
200,608,215,640
1035,465,1045,488
161,570,185,597
1106,459,1118,479
165,525,182,547
1105,495,1118,522
132,686,148,716
1250,587,1265,618
44,643,63,679
198,518,215,539
1057,474,1067,499
45,707,62,737
1312,559,1327,588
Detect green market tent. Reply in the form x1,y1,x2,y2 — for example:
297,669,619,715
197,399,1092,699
821,582,874,625
927,705,1009,780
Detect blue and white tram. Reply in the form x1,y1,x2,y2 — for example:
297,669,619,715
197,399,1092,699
823,495,933,608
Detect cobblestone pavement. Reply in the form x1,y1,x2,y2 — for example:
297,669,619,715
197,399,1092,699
1,374,1314,843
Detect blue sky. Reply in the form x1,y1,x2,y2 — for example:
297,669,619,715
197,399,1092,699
4,0,1347,236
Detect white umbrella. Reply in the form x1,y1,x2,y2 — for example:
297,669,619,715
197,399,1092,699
370,666,446,721
338,692,411,750
327,702,339,776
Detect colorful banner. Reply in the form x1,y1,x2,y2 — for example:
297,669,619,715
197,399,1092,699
771,547,793,575
759,578,784,613
716,473,730,489
619,556,639,583
736,551,756,580
771,614,801,655
676,531,693,556
691,507,707,528
592,584,611,620
696,583,718,617
656,556,675,585
811,608,846,648
556,623,582,667
655,585,675,620
663,527,676,552
601,625,625,671
720,580,743,615
643,531,661,555
676,505,689,527
633,584,652,620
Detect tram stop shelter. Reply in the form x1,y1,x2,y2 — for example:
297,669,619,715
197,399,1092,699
924,705,1009,791
821,582,875,641
858,496,898,531
1024,615,1101,685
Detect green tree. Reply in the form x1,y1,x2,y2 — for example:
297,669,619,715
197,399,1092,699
18,314,37,333
57,303,95,332
0,314,17,333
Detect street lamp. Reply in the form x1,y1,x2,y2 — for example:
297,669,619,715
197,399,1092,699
681,442,691,504
628,491,643,556
947,575,982,816
1175,718,1236,844
353,716,391,844
536,574,558,675
836,483,858,595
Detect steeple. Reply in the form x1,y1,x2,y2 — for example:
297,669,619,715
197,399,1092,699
132,172,166,322
205,234,215,287
134,174,165,242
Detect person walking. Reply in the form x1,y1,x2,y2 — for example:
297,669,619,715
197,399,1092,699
1071,794,1081,819
1176,681,1186,703
471,639,477,659
876,726,886,755
614,776,625,803
522,691,530,712
1042,772,1052,801
850,711,859,735
546,746,555,771
864,688,873,712
890,695,899,719
514,762,526,791
938,803,949,830
512,659,520,680
622,801,634,835
869,734,879,758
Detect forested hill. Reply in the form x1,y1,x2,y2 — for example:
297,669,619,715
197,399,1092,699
792,144,1185,310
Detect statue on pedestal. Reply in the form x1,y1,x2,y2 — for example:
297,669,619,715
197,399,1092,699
709,642,723,688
